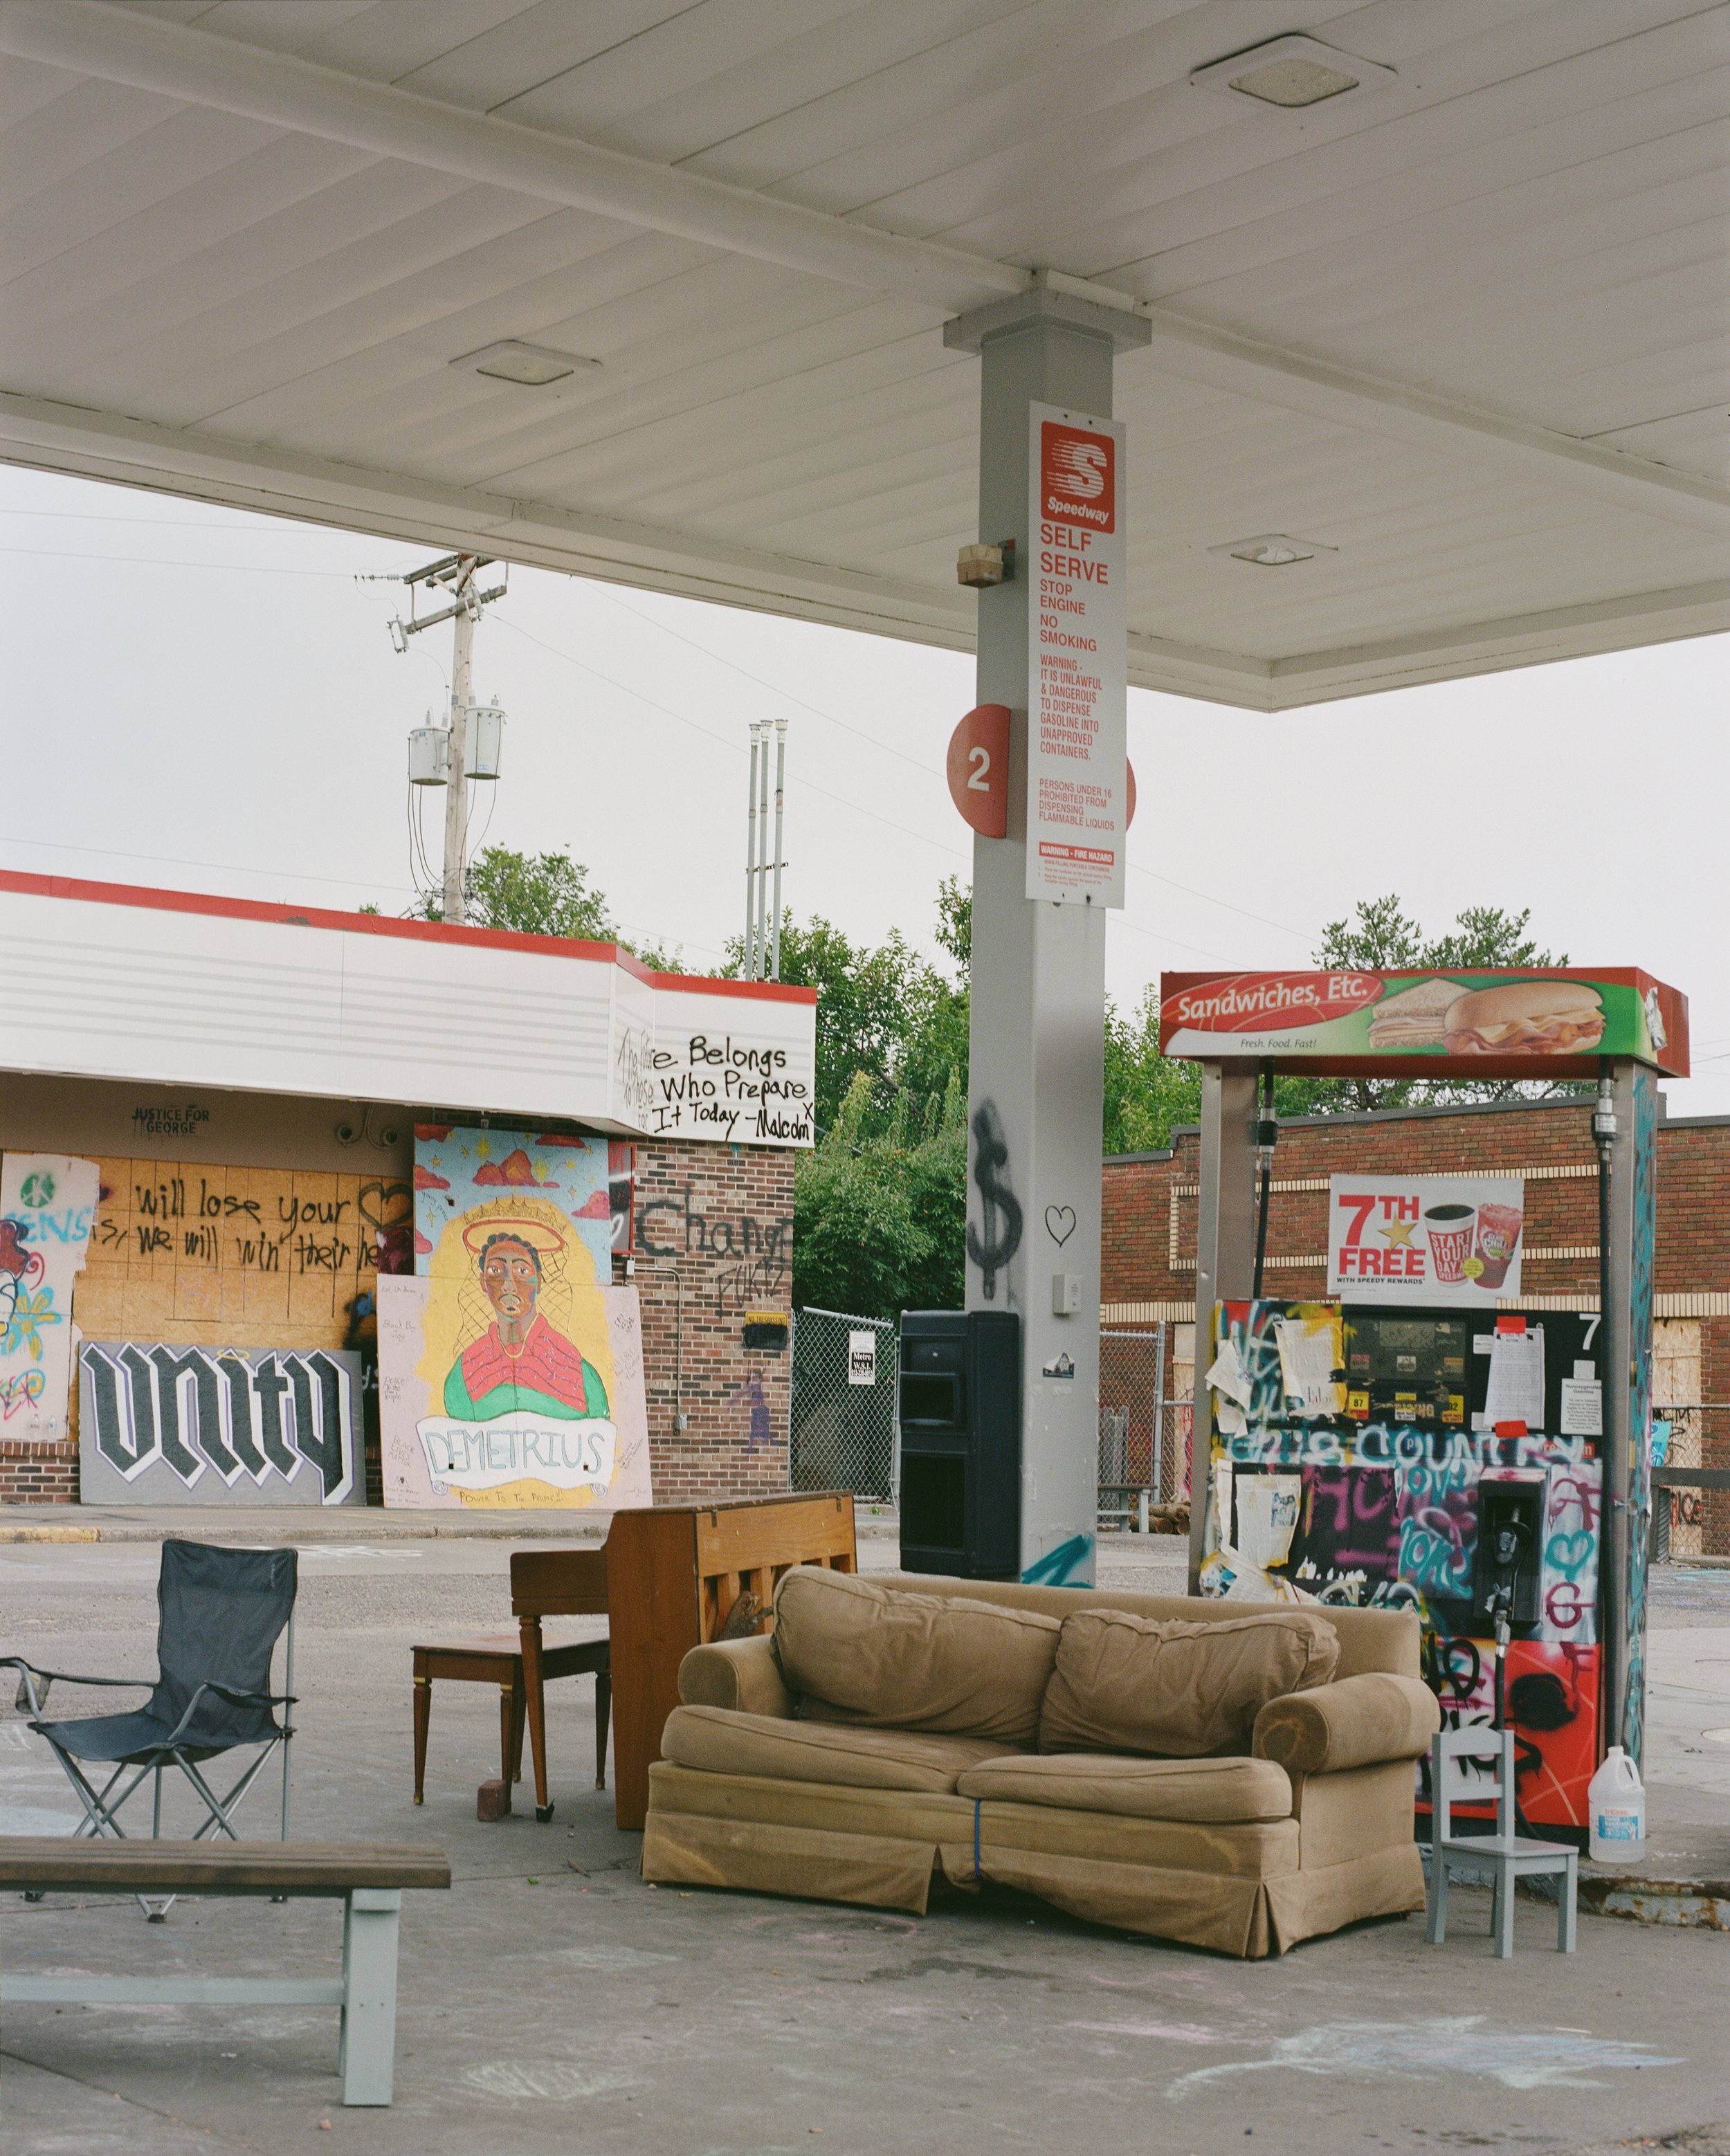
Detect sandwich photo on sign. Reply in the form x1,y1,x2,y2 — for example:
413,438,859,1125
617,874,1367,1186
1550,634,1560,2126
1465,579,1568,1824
1367,978,1462,1051
1442,980,1605,1057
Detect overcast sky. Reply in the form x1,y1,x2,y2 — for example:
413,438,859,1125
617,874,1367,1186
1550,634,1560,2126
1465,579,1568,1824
6,462,1727,1117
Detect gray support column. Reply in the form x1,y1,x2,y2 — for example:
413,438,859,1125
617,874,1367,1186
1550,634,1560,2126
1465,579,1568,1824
946,291,1149,1588
1187,1063,1260,1590
1603,1057,1658,1764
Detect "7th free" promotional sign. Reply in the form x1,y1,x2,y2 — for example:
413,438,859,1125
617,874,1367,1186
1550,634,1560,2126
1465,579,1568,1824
1327,1173,1526,1305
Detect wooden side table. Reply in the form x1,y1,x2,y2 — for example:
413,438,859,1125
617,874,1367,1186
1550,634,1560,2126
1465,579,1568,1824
412,1631,611,1809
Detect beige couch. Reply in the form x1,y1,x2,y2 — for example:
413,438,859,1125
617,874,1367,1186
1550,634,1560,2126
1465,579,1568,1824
640,1569,1440,1959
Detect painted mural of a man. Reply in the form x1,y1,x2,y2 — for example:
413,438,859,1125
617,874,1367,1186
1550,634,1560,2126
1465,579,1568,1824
444,1225,608,1422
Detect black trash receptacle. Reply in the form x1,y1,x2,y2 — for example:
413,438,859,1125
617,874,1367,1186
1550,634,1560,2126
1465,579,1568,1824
897,1310,1020,1578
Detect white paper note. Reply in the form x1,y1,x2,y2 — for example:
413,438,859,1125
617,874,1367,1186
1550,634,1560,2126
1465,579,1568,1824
1559,1378,1603,1437
1205,1337,1252,1409
1275,1317,1341,1417
1236,1474,1302,1569
1483,1325,1545,1432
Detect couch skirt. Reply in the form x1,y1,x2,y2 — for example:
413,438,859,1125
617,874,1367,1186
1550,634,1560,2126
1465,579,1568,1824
640,1763,1424,1959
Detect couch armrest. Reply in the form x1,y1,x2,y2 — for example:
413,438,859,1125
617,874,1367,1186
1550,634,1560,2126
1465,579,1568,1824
1253,1673,1439,1776
677,1635,793,1719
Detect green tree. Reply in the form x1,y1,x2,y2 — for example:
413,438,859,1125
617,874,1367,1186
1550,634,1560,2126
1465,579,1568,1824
722,911,958,1135
404,846,682,966
792,1071,966,1318
1295,895,1581,1112
1104,986,1202,1154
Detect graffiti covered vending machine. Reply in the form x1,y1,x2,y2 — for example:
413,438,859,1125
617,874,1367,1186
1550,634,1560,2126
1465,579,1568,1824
1160,965,1688,1834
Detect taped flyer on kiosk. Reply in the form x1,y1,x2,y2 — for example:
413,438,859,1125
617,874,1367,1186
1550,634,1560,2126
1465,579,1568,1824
1327,1172,1526,1304
1027,402,1127,908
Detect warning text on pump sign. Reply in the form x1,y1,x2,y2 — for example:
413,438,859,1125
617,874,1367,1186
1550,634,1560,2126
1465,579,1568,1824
1335,1191,1426,1279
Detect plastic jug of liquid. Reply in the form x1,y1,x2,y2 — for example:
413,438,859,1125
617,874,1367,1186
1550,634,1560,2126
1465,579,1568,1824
1587,1746,1646,1864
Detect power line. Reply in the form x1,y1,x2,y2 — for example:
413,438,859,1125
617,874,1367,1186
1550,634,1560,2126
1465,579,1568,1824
0,546,372,578
6,531,1319,948
0,827,419,899
493,616,974,865
589,585,1318,947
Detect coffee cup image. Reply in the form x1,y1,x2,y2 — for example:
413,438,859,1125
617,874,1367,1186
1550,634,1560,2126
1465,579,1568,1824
1424,1202,1476,1284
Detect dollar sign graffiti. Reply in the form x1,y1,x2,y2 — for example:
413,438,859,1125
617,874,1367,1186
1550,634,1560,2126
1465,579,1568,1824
966,1102,1022,1301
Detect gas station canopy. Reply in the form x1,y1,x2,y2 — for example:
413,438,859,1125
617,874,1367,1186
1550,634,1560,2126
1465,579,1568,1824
1,0,1725,710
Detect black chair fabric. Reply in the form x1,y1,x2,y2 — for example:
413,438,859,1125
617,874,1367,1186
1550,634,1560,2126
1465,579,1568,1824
36,1540,297,1766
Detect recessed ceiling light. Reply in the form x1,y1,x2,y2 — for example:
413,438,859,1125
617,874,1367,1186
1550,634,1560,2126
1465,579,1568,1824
453,340,600,388
1210,534,1338,568
1191,35,1396,111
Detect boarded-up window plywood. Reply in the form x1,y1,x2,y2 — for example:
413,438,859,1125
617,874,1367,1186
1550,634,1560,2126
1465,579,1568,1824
1653,1317,1702,1557
74,1158,409,1356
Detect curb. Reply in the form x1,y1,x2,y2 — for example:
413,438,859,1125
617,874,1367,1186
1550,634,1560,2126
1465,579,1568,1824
1576,1872,1729,1931
0,1526,100,1544
1430,1851,1730,1931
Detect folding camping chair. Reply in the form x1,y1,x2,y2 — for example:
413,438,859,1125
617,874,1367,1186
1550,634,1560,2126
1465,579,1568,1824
4,1540,298,1920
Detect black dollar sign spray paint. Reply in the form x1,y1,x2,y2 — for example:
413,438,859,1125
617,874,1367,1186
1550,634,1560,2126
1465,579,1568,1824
966,1102,1023,1301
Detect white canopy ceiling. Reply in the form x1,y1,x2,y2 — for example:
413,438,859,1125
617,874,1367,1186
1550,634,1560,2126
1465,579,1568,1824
1,0,1725,709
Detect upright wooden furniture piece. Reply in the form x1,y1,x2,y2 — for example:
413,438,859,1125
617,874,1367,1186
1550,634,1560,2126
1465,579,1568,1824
0,1838,450,2106
518,1492,856,1829
1426,1725,1578,1957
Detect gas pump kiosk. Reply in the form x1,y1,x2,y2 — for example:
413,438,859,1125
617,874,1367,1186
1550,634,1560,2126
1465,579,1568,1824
1161,967,1688,1836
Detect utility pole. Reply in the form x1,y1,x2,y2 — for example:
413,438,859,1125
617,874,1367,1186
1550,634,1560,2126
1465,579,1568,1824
442,556,477,924
368,551,506,925
740,718,790,980
744,721,763,976
770,715,787,981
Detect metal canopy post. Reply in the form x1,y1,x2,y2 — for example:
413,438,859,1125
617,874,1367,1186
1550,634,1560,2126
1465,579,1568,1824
1187,1061,1260,1591
945,287,1149,1588
1604,1056,1658,1764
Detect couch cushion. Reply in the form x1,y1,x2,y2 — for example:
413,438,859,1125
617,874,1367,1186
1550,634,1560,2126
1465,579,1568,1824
956,1752,1292,1823
773,1566,1060,1746
662,1705,1008,1793
871,1575,1419,1681
1253,1672,1441,1775
1038,1607,1340,1759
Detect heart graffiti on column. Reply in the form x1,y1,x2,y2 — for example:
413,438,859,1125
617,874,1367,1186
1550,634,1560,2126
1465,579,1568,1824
1044,1206,1076,1245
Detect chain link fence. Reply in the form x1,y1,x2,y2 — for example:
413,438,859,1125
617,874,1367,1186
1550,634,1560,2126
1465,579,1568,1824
790,1308,898,1501
1652,1404,1729,1562
1098,1324,1192,1531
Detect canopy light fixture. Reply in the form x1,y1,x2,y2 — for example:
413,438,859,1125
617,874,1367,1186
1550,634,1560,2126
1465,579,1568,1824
453,340,600,387
1191,35,1396,111
1211,534,1338,568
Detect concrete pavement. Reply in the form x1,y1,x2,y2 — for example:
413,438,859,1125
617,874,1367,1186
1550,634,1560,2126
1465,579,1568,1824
0,1535,1724,2154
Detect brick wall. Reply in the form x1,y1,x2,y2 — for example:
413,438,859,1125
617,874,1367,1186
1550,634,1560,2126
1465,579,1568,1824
0,1438,76,1504
1102,1097,1730,1548
630,1139,795,1506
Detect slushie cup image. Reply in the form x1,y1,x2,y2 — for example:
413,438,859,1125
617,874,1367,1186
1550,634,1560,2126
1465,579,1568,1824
1474,1201,1523,1290
1424,1203,1476,1284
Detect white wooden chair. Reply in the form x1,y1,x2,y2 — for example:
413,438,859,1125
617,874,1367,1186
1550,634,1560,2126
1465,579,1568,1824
1426,1724,1577,1957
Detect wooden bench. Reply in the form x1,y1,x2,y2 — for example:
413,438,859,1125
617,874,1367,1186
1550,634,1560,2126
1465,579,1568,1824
0,1838,451,2105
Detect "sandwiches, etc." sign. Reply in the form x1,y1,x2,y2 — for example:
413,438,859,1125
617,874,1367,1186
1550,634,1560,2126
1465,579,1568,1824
1158,969,1688,1077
